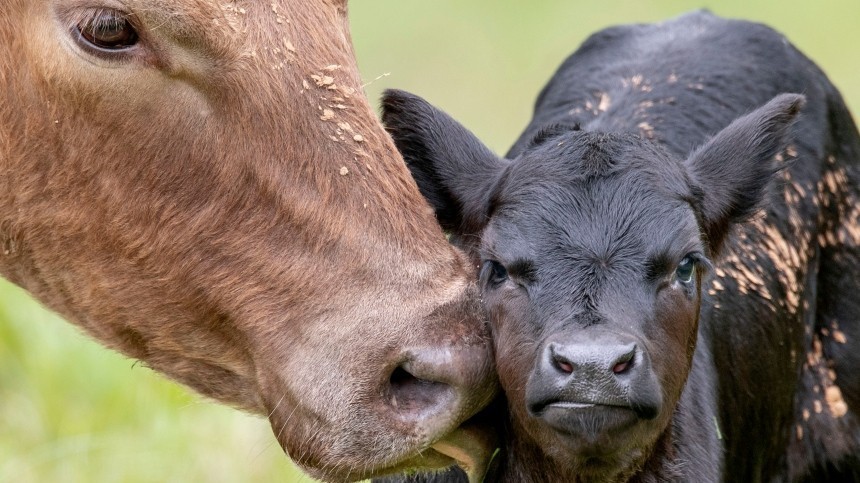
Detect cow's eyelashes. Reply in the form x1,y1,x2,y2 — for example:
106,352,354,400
74,9,140,55
479,260,509,289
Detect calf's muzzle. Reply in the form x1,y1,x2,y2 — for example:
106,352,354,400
526,329,663,429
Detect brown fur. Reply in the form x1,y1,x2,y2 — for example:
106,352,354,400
0,1,497,481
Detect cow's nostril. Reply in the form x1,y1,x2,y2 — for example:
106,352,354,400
390,365,416,388
387,362,453,417
386,345,496,430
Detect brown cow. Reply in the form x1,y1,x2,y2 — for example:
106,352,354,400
0,1,498,481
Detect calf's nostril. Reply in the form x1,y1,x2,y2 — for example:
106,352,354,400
612,359,632,374
552,355,574,374
611,345,637,375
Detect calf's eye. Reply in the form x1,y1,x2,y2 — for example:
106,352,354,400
675,255,696,283
76,9,139,52
479,260,509,289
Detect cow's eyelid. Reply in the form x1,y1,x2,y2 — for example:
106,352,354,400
72,8,141,55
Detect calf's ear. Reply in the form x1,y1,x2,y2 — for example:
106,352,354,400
685,93,805,255
382,89,506,238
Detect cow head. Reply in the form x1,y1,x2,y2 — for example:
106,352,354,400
0,2,498,481
383,89,803,480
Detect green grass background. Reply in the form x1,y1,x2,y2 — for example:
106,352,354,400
2,1,858,482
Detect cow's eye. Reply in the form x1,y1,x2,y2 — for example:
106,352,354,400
479,260,508,289
675,255,696,284
76,9,139,52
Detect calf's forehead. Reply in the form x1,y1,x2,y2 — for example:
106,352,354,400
485,156,700,268
484,174,703,329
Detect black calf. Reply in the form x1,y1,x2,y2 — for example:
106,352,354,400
379,11,860,483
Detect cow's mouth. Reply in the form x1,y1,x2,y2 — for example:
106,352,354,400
429,417,500,482
341,415,500,482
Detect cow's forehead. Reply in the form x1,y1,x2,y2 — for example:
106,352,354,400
51,0,338,53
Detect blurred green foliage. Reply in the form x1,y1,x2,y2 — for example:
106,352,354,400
355,0,860,154
0,280,308,482
1,1,857,482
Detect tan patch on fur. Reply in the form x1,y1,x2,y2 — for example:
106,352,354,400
826,385,849,418
637,121,655,139
833,330,847,344
597,92,611,112
738,216,807,313
621,74,653,93
817,163,860,250
804,331,849,421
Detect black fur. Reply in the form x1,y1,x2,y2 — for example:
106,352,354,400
380,11,860,483
381,91,506,236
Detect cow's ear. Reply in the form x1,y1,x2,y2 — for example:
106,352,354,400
382,89,506,238
685,93,805,255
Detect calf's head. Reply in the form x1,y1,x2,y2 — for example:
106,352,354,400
0,2,498,480
383,90,803,479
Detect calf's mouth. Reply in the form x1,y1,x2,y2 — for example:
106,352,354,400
533,401,644,440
